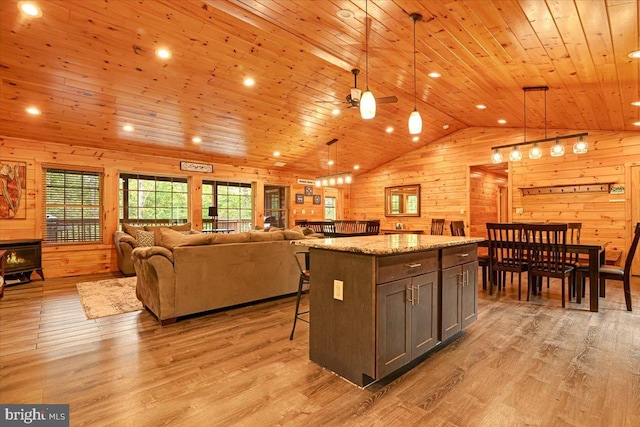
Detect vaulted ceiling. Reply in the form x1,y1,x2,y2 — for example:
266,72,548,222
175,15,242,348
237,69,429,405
1,0,638,176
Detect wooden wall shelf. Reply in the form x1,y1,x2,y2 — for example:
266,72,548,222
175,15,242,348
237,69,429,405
520,183,612,196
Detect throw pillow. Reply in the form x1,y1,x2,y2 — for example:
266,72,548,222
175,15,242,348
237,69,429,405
284,229,305,240
158,228,211,249
302,227,315,236
123,223,145,237
250,230,285,242
212,233,251,244
170,222,191,232
136,230,156,247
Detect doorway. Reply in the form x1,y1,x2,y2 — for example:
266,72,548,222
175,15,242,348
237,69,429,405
468,163,509,238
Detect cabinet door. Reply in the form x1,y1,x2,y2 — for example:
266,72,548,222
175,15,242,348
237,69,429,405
440,265,461,341
461,261,478,328
376,278,411,379
410,271,438,359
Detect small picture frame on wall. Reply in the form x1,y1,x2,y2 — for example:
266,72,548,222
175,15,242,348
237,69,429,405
304,186,313,196
313,195,321,205
295,194,305,204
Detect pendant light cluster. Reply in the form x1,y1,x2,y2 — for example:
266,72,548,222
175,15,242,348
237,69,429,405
491,86,589,164
315,139,353,187
359,0,376,120
408,13,423,135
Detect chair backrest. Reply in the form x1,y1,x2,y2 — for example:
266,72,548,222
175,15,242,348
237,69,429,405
567,223,582,263
431,218,445,235
365,220,380,235
525,223,568,275
294,251,309,276
486,223,527,269
0,249,6,284
450,220,465,236
623,222,640,277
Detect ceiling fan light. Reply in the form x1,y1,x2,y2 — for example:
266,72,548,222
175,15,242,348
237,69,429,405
408,109,422,134
529,143,542,159
573,136,588,154
510,146,522,162
360,90,376,119
491,149,503,164
550,139,565,157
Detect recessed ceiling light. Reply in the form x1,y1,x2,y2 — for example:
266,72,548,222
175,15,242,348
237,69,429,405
25,106,41,115
632,101,640,106
328,160,334,166
192,137,202,143
634,121,640,126
243,77,255,87
385,126,394,133
274,161,286,167
442,124,449,129
498,119,507,124
336,9,355,20
628,50,640,59
476,104,487,110
331,109,340,116
428,72,441,78
123,124,134,132
353,165,360,170
412,136,420,142
18,2,42,17
273,151,280,157
156,48,172,59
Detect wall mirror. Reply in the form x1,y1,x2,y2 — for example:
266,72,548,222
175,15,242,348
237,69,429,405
385,184,421,217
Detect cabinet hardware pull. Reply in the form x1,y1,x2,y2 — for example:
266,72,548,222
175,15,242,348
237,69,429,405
405,263,422,268
457,272,463,286
406,287,414,305
414,285,420,305
457,253,469,257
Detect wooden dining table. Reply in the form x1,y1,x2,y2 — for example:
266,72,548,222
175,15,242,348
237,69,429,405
478,240,607,312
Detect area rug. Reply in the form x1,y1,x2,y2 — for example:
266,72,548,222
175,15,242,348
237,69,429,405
76,276,143,319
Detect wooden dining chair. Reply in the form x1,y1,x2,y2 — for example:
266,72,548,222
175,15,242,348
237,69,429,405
576,222,640,311
525,223,574,308
450,220,465,236
486,223,528,299
430,218,445,236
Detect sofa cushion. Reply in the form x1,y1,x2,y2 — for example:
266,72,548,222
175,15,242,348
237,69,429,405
136,230,156,247
250,230,285,242
212,233,251,244
145,223,192,243
284,229,306,240
159,228,211,250
123,223,145,237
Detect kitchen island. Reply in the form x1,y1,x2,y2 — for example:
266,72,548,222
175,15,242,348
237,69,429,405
294,234,484,387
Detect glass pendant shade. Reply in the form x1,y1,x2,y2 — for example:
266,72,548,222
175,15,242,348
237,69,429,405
337,177,344,185
573,136,588,154
360,90,376,119
329,177,336,186
315,180,321,187
510,146,523,162
322,178,328,186
345,175,352,184
550,139,565,157
529,143,542,159
408,110,422,134
491,149,503,164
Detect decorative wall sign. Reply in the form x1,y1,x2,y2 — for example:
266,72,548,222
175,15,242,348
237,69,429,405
0,160,27,219
295,194,304,204
304,186,313,196
297,178,316,185
313,195,321,205
180,161,213,173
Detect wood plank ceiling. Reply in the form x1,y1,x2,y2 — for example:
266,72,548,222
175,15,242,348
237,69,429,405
0,0,638,176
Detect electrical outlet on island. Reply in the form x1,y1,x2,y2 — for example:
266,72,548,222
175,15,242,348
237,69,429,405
333,280,343,301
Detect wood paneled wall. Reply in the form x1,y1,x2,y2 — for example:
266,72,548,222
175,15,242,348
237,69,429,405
0,136,318,278
351,128,640,261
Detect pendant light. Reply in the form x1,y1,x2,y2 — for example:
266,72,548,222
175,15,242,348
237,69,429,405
360,0,376,119
408,13,423,134
509,146,522,162
550,138,565,157
573,135,588,154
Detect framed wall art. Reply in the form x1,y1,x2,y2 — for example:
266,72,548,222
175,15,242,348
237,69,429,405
304,186,313,196
313,195,321,205
295,194,304,204
0,160,27,219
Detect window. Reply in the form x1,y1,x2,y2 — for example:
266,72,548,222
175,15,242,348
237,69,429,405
119,174,188,227
42,167,103,243
203,180,253,232
325,196,336,220
264,185,287,228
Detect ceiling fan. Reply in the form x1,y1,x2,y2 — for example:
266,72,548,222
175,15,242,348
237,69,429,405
317,69,398,110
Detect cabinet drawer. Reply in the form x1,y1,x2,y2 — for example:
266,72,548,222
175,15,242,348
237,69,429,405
377,251,437,284
441,244,478,269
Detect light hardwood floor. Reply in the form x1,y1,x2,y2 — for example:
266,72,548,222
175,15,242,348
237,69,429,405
1,272,639,427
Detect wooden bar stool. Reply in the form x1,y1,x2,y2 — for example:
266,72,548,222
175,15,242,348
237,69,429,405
289,251,310,340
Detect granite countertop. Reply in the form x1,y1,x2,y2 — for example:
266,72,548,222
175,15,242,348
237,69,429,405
293,234,484,256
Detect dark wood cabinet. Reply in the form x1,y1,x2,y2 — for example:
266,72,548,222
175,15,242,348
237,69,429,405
376,271,438,379
440,244,478,341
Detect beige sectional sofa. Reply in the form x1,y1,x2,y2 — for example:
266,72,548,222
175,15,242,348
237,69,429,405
131,227,318,325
